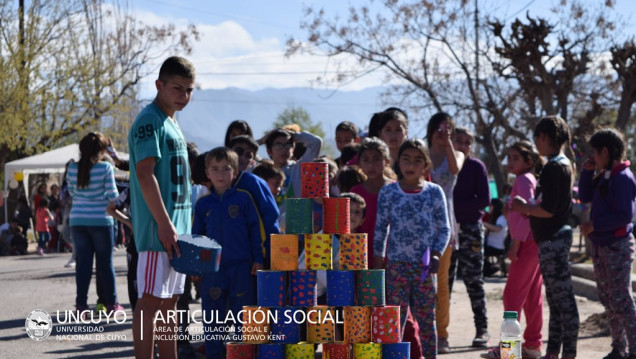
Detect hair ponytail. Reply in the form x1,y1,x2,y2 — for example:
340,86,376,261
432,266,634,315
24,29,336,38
77,132,108,188
589,128,626,171
534,115,575,183
533,115,571,152
588,128,626,196
509,140,544,178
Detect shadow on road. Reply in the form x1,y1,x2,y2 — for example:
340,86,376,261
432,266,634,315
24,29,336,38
46,340,134,358
445,345,489,355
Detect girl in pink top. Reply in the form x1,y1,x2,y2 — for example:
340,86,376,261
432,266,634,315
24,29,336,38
35,197,54,256
350,137,394,266
353,136,426,358
482,140,544,359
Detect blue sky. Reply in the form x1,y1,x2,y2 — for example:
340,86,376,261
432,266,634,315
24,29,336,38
130,0,636,95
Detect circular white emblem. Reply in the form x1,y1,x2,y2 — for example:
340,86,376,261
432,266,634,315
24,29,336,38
25,309,52,341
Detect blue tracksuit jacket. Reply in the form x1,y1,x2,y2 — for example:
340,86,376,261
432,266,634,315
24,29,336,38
192,186,265,266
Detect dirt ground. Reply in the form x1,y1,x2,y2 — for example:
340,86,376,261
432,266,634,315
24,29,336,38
443,277,612,359
0,249,615,358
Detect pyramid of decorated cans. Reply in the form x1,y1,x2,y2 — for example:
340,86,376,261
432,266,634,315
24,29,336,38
272,198,362,271
230,162,410,359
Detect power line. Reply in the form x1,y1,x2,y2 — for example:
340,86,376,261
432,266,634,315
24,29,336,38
139,97,380,107
196,71,345,76
202,58,328,66
507,0,537,20
188,97,380,107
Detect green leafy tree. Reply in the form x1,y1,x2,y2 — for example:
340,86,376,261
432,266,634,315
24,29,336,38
0,0,200,171
272,105,333,157
273,106,325,138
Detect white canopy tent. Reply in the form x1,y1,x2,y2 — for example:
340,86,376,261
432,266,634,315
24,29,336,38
4,144,80,192
4,144,129,191
3,144,79,226
3,144,128,222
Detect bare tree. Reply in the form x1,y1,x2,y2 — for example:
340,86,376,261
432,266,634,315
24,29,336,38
287,0,625,190
611,40,636,131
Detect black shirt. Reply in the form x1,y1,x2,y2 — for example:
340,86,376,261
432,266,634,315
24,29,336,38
530,156,573,242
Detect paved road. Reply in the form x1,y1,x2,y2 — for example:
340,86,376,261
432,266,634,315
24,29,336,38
0,250,612,358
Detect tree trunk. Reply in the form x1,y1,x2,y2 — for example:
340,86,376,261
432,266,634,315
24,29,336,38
615,83,636,131
0,147,8,182
481,131,506,197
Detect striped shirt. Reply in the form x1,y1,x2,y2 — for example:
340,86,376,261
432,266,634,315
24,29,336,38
67,161,118,226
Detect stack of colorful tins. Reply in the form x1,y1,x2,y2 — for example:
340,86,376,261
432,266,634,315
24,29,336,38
236,162,410,359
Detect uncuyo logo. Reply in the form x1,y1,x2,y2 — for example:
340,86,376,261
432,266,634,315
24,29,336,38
25,309,52,341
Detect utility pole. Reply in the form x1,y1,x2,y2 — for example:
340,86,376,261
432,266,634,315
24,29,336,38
18,0,27,106
474,0,480,107
18,0,29,137
19,0,25,69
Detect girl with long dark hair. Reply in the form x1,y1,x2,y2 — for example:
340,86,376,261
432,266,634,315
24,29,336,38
67,132,122,315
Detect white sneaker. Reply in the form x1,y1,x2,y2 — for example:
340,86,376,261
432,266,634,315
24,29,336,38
64,257,76,268
438,336,451,354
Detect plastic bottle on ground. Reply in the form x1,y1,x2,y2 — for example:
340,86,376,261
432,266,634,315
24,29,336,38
500,311,522,359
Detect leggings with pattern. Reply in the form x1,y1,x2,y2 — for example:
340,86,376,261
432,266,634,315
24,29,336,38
537,226,579,357
591,235,636,356
387,261,437,359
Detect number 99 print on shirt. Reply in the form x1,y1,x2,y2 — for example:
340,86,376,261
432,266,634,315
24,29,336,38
128,102,192,252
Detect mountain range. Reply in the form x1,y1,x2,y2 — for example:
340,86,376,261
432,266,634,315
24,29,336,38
174,86,387,156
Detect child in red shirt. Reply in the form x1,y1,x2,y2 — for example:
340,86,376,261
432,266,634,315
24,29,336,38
35,198,54,256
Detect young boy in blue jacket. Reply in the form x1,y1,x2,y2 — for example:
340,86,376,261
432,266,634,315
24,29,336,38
192,147,265,359
229,135,281,268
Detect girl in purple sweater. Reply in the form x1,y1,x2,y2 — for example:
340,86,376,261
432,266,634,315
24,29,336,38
579,128,636,359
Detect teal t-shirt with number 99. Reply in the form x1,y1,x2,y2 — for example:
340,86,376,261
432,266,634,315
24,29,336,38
128,102,192,252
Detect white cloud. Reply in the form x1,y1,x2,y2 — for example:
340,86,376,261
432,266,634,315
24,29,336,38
193,22,280,57
126,0,636,100
133,8,390,97
190,49,390,91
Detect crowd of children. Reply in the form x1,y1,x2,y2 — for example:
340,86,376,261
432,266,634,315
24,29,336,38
168,101,633,359
2,180,69,257
19,56,632,359
135,59,635,359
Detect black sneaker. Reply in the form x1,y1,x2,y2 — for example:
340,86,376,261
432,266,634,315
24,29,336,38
603,349,627,359
483,265,500,277
472,330,490,348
